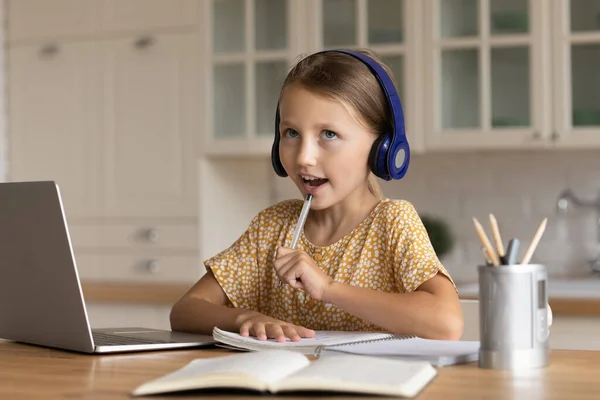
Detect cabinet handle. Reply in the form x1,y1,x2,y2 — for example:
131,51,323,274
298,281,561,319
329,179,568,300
532,131,542,140
145,228,159,243
145,259,160,274
134,36,155,49
39,44,59,57
551,131,560,142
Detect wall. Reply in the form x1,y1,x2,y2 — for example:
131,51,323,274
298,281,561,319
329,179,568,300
0,1,6,181
212,149,600,284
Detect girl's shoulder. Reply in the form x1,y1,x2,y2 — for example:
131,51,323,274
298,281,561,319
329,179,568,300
376,198,420,222
253,199,304,225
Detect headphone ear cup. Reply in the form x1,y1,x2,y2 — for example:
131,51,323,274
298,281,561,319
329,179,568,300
271,108,288,177
369,134,391,181
271,138,287,177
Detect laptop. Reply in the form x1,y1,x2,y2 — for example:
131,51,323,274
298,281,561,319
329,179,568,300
0,180,216,353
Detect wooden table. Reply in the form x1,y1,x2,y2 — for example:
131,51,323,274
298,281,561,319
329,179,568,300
1,339,600,399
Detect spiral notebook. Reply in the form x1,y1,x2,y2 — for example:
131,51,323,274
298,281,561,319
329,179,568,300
316,337,480,367
212,328,479,366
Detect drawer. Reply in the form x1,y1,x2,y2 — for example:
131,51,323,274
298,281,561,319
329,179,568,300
69,223,198,250
77,254,201,283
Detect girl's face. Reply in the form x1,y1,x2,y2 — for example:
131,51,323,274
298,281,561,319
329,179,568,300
278,83,377,210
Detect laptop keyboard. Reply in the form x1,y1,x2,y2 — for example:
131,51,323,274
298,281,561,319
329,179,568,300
92,332,173,346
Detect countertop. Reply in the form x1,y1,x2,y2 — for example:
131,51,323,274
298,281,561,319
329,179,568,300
456,276,600,316
82,280,600,317
2,340,600,399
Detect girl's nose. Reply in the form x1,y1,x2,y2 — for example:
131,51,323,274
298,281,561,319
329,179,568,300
296,139,318,167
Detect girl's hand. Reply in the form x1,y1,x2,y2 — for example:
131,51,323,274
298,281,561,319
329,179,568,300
236,311,315,342
273,247,332,301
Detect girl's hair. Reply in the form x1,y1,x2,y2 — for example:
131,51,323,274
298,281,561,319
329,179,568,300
279,49,399,200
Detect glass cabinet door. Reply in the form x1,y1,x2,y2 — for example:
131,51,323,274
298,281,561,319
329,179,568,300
553,0,600,145
426,0,549,149
207,0,295,147
313,0,414,148
317,0,406,101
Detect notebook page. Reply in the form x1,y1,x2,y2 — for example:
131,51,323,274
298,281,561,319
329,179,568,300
275,354,437,397
213,327,394,354
134,350,309,393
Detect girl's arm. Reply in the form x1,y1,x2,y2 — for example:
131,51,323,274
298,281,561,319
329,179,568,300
170,270,315,341
322,273,463,340
169,270,256,334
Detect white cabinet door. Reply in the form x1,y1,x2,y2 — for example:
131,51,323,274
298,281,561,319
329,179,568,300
7,41,102,219
100,32,199,218
101,0,199,32
551,0,600,148
6,0,100,41
423,0,553,150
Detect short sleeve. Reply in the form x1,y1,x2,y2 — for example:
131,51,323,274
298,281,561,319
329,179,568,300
392,202,455,293
203,215,261,310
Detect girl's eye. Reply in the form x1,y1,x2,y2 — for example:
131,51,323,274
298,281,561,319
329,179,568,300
322,130,338,140
283,129,299,138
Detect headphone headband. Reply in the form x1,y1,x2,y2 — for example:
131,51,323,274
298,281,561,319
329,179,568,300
271,50,410,181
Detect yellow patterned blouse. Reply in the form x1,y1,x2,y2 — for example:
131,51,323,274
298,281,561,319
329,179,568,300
205,198,454,331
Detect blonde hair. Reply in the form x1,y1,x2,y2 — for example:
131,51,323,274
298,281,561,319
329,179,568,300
280,49,397,200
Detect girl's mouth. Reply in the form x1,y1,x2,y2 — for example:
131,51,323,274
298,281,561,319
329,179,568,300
300,175,329,193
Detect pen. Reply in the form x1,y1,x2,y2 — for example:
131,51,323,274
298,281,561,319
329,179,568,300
521,218,547,264
277,194,313,287
472,217,500,266
504,238,520,265
290,194,313,249
489,213,505,261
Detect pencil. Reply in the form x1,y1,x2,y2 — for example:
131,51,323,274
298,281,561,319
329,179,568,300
520,218,547,265
489,213,505,258
481,246,493,266
472,217,500,266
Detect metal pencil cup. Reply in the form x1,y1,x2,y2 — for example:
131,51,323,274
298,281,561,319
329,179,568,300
478,264,549,370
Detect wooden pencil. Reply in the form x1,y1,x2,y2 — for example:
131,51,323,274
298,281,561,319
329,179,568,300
521,218,548,265
473,217,500,266
489,213,505,258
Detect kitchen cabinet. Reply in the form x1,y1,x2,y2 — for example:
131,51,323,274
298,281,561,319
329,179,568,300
423,0,600,151
202,0,303,155
203,0,600,155
6,0,199,42
7,2,202,296
203,0,423,154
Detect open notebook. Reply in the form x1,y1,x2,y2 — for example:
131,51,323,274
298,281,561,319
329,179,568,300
132,349,437,398
212,327,479,366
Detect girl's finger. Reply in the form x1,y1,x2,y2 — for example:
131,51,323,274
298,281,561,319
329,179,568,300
249,323,267,341
265,324,286,343
281,325,302,342
272,251,299,272
294,325,316,338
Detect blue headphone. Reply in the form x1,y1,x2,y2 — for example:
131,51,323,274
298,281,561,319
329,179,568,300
271,49,410,181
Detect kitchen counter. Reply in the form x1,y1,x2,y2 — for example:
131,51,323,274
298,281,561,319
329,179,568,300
457,277,600,316
81,282,191,305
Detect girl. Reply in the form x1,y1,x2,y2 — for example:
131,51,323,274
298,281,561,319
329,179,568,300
170,49,463,342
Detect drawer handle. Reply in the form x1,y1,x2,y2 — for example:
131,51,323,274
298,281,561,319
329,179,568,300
145,228,159,243
39,44,59,57
134,36,155,49
145,259,160,274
